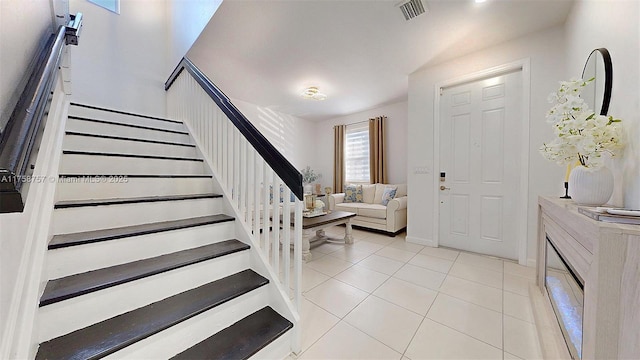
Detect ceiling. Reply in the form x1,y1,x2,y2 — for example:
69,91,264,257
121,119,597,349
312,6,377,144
188,0,574,122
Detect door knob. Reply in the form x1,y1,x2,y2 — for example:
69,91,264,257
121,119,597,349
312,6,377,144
440,185,450,190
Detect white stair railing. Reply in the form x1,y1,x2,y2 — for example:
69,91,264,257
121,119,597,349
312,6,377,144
165,58,303,353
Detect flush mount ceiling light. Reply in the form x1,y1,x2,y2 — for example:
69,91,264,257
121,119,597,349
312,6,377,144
301,86,327,101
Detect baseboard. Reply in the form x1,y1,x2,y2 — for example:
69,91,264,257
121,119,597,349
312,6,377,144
406,236,436,247
527,258,537,268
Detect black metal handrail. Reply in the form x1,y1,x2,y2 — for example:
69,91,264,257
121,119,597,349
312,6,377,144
0,14,83,213
165,57,303,200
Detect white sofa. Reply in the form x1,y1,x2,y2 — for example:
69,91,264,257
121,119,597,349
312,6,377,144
328,183,407,236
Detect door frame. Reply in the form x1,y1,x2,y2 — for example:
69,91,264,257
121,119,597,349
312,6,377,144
432,58,531,265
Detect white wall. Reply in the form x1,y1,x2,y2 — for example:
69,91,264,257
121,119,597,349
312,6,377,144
68,0,168,117
232,99,316,171
0,0,54,132
564,0,640,208
407,26,566,263
167,0,221,75
313,101,409,191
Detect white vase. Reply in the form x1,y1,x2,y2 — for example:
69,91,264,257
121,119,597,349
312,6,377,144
303,184,313,194
568,165,614,206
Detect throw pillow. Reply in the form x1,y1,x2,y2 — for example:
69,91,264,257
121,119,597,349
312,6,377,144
380,186,397,206
344,184,364,203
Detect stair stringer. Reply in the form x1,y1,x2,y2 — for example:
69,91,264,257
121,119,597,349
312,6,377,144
180,119,301,357
0,79,71,360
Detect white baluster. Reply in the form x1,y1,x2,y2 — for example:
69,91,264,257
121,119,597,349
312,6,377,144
253,158,262,243
272,175,281,272
283,186,291,294
262,165,271,252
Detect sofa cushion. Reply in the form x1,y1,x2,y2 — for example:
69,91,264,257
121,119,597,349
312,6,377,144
395,184,407,197
335,203,360,214
344,184,364,203
356,203,387,219
362,184,376,204
374,184,397,204
380,186,397,206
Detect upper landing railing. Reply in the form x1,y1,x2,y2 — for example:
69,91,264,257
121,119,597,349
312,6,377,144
165,58,303,200
0,13,83,213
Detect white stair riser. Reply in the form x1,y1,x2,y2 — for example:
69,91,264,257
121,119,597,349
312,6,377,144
68,106,186,132
52,198,224,234
250,328,292,360
102,286,270,359
59,154,207,175
46,221,236,279
66,118,192,144
55,177,217,202
63,135,198,158
38,252,252,342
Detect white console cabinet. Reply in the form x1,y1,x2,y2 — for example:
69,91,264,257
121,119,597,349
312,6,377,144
535,197,640,359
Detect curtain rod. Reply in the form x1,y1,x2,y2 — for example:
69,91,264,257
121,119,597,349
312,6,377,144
334,115,386,128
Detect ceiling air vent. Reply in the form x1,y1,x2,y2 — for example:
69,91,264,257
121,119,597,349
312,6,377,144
398,0,427,21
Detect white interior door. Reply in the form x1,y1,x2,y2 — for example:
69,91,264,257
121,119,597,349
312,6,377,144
438,71,522,260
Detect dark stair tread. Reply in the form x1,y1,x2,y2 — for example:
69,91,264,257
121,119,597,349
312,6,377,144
62,150,204,162
36,270,268,360
49,214,234,249
68,116,189,135
40,239,249,306
55,193,222,209
70,102,184,124
65,131,196,147
58,174,213,179
171,306,293,360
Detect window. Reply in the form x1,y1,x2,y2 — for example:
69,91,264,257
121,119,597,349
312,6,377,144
87,0,120,14
345,123,370,183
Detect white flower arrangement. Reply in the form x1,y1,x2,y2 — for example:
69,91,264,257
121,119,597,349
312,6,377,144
539,77,624,169
300,166,321,184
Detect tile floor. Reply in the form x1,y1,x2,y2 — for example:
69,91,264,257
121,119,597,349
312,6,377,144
287,227,542,360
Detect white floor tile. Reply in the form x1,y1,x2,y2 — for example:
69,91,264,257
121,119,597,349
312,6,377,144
297,266,331,293
504,351,524,359
375,246,417,262
393,264,446,291
388,239,425,253
504,261,536,280
358,254,405,275
373,277,437,316
504,291,534,323
439,275,502,312
359,233,396,246
419,246,460,261
351,239,386,254
427,294,502,348
448,262,503,289
344,296,423,353
456,252,504,273
405,318,503,360
304,279,368,318
300,298,340,351
504,315,543,360
299,321,402,360
327,246,373,263
335,264,390,293
305,255,353,277
409,253,454,274
313,241,345,254
504,273,534,297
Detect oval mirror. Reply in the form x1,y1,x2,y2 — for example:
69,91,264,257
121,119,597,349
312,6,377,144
581,48,612,115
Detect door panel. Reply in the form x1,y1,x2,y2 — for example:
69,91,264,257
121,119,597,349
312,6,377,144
439,71,522,260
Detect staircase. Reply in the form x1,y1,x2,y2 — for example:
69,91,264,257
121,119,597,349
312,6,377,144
34,103,294,359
